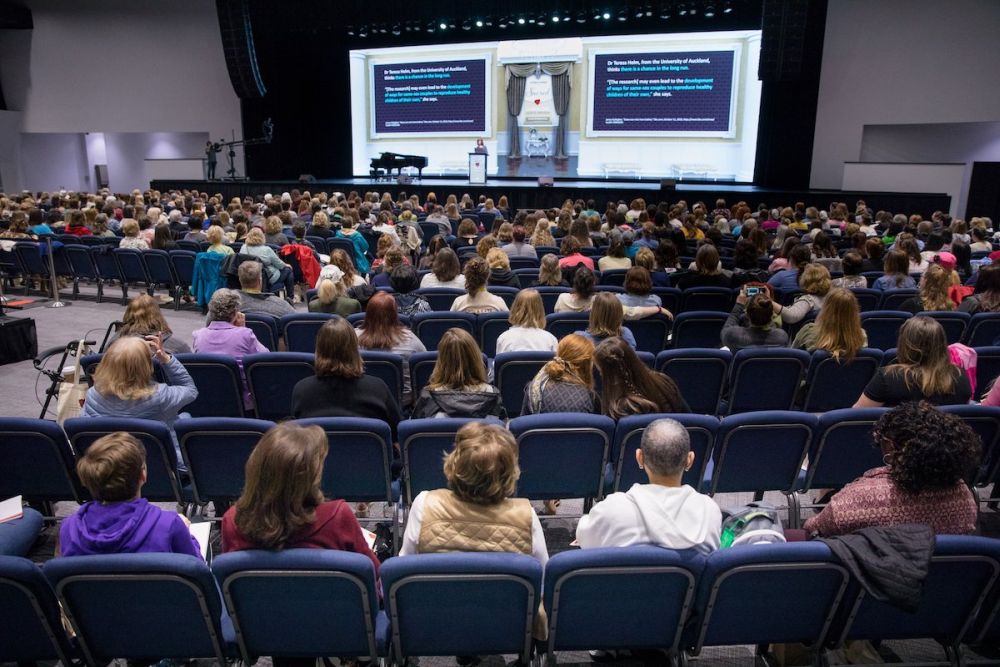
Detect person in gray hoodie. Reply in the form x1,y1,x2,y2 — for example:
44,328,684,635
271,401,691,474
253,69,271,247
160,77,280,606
576,418,721,554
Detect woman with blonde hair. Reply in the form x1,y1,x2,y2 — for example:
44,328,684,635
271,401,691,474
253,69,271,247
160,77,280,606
530,253,569,287
899,263,956,314
112,294,190,354
119,218,149,250
854,317,972,407
476,235,497,259
328,248,366,287
530,222,555,248
205,225,233,256
244,227,296,302
263,215,289,246
450,257,508,314
777,263,832,325
82,335,197,466
486,247,520,288
791,288,867,360
577,291,637,349
522,333,597,415
496,289,557,354
309,264,361,316
222,422,381,572
411,328,504,418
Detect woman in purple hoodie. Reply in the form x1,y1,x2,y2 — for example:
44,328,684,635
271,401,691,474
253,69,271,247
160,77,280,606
59,432,202,558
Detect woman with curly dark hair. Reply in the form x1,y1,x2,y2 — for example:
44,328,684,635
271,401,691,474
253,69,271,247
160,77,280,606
804,402,979,537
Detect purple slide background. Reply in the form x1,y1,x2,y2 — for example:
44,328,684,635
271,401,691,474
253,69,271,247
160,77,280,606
373,59,486,134
592,50,735,133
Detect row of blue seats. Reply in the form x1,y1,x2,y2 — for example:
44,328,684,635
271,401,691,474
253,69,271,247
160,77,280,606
79,346,1000,421
5,536,1000,665
3,408,997,524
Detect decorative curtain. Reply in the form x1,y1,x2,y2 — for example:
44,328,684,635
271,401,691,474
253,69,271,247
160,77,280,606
504,62,573,159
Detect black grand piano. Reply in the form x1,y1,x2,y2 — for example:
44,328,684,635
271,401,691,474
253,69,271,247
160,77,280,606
369,152,428,180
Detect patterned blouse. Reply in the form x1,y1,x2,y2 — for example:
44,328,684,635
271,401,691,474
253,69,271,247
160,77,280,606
803,466,977,537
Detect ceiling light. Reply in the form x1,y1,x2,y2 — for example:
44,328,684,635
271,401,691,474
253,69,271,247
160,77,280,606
475,19,483,27
439,21,447,29
518,16,526,24
552,15,560,22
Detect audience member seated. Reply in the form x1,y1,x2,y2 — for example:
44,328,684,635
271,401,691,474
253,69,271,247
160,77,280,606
766,244,811,291
873,249,917,290
238,261,295,317
335,215,371,274
192,289,267,410
495,289,557,354
400,421,548,563
618,267,662,308
59,432,202,558
522,333,597,415
676,244,732,290
854,317,972,407
221,422,380,573
450,257,508,314
263,215,289,246
722,290,789,352
183,215,207,242
328,248,368,288
576,418,721,553
411,328,504,419
110,294,191,354
558,237,595,272
959,264,1000,313
452,218,480,251
418,235,448,271
420,247,466,289
833,251,867,288
119,218,150,250
356,291,427,408
391,264,432,317
791,287,867,357
778,263,831,325
804,402,979,537
577,292,638,349
594,337,688,418
371,247,407,289
486,248,521,289
244,227,295,304
898,264,956,314
530,254,569,288
82,336,197,468
290,318,402,436
307,210,335,239
554,266,596,312
205,225,233,256
151,223,177,251
597,235,632,272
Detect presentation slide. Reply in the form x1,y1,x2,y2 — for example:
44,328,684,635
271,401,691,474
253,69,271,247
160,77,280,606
372,59,488,136
590,50,736,135
349,30,761,181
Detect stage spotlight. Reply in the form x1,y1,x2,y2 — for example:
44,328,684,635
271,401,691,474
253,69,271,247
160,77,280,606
678,5,688,15
616,9,627,20
378,24,388,33
552,15,560,22
645,5,654,16
723,2,733,12
358,26,368,37
461,19,471,30
475,19,483,27
659,5,672,19
518,16,526,24
391,24,401,35
603,11,611,19
635,7,644,17
346,25,355,35
426,22,436,32
577,11,587,22
704,4,716,17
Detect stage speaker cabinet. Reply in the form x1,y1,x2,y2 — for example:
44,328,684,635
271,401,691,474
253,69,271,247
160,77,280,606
216,0,267,98
397,174,413,185
660,179,677,190
298,174,316,185
759,0,809,82
538,176,554,187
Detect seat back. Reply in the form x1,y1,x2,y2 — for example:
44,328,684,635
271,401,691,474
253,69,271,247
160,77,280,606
168,249,196,288
860,311,911,350
726,348,811,414
43,553,228,664
360,351,404,407
965,313,1000,347
939,404,1000,487
599,269,628,286
13,242,46,274
801,349,883,412
535,286,570,314
680,287,733,313
709,412,816,495
975,346,1000,402
408,351,439,398
545,312,590,341
176,418,274,505
494,351,553,417
244,352,316,421
65,244,98,280
281,312,338,353
803,408,888,492
477,312,511,357
295,418,394,503
0,418,83,503
112,247,150,284
834,535,1000,647
509,413,615,501
689,542,850,652
545,546,704,655
414,287,464,311
398,418,503,504
176,240,203,253
243,313,280,352
174,353,246,418
0,556,74,663
213,549,378,662
412,311,476,349
629,316,672,354
917,310,970,344
849,288,881,312
508,256,539,271
655,349,731,414
613,414,717,493
143,249,175,287
671,311,728,348
488,286,519,307
64,417,184,503
381,553,541,663
878,288,919,310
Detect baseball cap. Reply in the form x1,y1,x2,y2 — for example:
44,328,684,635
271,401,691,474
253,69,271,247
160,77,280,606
932,251,957,271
